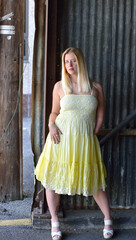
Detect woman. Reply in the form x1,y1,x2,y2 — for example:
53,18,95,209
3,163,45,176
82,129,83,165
35,47,114,239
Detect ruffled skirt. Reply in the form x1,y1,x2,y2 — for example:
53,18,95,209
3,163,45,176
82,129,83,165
35,113,107,197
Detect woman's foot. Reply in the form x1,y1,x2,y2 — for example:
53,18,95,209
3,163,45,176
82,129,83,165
51,221,62,240
103,219,114,239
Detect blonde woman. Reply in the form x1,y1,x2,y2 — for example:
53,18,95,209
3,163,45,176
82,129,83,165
35,47,114,239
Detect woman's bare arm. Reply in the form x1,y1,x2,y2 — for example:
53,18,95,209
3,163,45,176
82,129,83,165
48,81,62,144
94,82,105,135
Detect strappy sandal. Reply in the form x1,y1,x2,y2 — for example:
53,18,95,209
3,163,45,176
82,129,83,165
103,219,114,239
51,221,62,240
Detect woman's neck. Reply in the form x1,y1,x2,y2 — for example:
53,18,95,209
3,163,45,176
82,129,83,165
70,74,78,84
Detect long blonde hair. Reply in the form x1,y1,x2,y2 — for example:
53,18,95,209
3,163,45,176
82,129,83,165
61,47,92,94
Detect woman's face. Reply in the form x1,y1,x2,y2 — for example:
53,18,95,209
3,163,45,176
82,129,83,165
64,52,78,76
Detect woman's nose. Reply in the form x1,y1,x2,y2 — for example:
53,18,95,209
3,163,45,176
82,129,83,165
69,60,72,66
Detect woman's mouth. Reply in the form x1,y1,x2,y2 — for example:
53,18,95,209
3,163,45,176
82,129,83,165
69,68,74,71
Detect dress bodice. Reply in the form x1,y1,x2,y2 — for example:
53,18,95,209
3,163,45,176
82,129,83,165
54,94,98,135
60,94,98,115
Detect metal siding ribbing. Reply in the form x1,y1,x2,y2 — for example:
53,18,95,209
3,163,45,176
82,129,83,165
57,0,136,209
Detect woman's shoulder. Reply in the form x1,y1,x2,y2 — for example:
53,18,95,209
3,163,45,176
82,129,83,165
54,80,62,88
54,81,64,97
93,81,103,90
53,80,63,91
92,81,104,98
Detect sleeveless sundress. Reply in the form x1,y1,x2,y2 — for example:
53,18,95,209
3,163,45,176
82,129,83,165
35,92,107,197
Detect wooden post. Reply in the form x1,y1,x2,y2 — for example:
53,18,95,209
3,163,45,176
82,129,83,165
43,0,58,143
31,0,46,209
0,0,24,201
31,0,58,213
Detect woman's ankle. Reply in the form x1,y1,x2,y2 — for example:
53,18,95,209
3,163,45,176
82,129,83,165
104,214,112,220
51,217,59,223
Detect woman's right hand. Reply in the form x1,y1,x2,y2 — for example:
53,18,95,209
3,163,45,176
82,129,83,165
49,122,62,144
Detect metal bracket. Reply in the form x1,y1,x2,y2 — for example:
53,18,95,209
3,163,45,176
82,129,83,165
0,25,15,35
0,12,14,22
0,13,15,39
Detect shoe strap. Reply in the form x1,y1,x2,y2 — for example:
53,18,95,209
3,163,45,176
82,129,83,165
104,219,113,225
103,229,114,234
51,231,62,237
52,221,60,227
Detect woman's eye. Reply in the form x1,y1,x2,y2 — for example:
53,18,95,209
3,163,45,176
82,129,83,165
70,59,76,63
65,59,76,64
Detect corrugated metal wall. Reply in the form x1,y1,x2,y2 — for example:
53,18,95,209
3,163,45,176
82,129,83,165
57,0,136,209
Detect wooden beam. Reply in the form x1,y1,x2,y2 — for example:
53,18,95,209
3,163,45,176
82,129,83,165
98,129,136,136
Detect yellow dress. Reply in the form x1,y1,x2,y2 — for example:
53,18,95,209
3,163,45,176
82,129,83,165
35,94,107,197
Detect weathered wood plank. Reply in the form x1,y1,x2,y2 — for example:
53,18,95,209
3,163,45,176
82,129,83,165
0,0,24,201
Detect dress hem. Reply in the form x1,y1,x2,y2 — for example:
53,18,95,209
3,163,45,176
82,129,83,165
40,180,107,197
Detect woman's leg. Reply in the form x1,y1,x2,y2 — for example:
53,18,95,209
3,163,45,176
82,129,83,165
93,189,112,230
46,189,60,221
46,189,60,235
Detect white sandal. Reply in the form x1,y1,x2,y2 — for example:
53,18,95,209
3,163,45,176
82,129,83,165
51,221,62,240
103,219,114,239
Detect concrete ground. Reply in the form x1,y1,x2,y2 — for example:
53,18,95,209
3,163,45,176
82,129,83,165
1,217,136,240
0,118,136,239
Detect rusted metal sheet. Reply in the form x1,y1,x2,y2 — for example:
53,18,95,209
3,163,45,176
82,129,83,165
0,0,24,201
57,0,136,209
